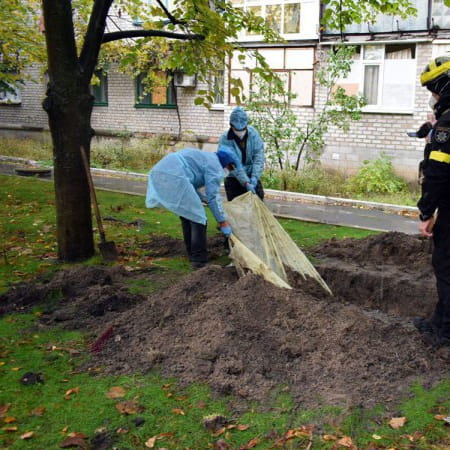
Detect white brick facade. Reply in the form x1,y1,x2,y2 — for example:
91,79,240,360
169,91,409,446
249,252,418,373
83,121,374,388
0,41,443,181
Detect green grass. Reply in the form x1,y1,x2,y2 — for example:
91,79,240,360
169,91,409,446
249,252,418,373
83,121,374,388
0,136,421,206
1,174,450,449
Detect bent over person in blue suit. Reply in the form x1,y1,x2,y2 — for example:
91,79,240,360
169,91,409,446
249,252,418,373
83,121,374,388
145,146,240,269
218,106,265,201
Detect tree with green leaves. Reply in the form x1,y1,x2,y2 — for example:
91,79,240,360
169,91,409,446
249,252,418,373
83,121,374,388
0,0,416,261
247,46,366,184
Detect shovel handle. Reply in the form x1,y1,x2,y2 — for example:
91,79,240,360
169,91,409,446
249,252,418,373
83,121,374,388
80,146,106,240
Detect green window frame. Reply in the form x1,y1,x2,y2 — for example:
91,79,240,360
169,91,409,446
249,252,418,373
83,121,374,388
135,73,176,109
90,70,108,106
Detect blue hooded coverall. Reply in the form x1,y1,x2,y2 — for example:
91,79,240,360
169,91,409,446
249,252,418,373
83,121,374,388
218,107,265,201
146,147,239,267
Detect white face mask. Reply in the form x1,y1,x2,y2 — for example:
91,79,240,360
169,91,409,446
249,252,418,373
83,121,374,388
233,129,247,139
429,95,438,110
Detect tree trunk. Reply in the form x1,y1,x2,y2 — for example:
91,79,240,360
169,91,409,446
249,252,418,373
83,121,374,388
44,84,95,261
42,0,95,261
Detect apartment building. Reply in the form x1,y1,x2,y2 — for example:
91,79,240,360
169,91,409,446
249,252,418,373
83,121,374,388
1,0,450,179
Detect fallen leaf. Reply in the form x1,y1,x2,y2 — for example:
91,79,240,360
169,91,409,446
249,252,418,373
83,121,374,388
237,424,249,431
3,426,18,432
30,406,46,417
213,427,226,437
435,414,446,421
64,387,80,400
372,434,382,440
145,436,157,448
322,434,337,441
389,417,407,429
4,417,17,424
67,432,88,439
0,404,11,418
106,386,126,399
337,436,354,447
61,425,69,433
116,427,129,434
115,400,143,415
20,431,34,440
172,408,185,415
244,438,259,449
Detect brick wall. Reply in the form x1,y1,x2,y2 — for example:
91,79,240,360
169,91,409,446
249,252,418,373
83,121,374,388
0,43,438,180
316,43,432,180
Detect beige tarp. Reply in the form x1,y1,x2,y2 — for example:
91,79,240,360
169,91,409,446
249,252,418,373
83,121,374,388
224,192,332,294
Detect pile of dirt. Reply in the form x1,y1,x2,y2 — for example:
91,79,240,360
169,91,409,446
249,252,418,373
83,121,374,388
311,232,436,318
1,231,449,410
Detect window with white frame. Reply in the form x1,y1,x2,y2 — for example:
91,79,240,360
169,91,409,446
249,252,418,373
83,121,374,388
231,0,303,36
211,70,225,107
232,0,320,40
229,47,315,106
337,43,416,112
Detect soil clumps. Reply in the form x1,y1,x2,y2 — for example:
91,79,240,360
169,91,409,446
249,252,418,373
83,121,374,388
1,231,449,409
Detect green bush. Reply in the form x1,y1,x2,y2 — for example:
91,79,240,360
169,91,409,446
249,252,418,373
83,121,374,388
345,153,408,194
261,165,347,196
90,135,169,172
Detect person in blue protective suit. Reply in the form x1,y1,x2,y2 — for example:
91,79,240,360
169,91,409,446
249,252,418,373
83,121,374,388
145,146,239,269
218,106,265,201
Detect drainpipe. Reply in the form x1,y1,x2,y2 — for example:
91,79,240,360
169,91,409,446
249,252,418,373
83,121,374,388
427,0,432,31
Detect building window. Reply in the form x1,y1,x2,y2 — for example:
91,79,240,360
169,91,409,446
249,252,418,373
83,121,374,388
90,70,108,106
432,0,450,29
233,0,301,35
337,43,416,112
229,47,314,106
212,70,225,107
135,72,176,108
0,83,22,105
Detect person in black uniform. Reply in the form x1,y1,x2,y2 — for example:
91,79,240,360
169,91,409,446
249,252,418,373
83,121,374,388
414,55,450,348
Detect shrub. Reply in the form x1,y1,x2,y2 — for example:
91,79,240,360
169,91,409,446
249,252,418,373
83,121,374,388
345,153,408,194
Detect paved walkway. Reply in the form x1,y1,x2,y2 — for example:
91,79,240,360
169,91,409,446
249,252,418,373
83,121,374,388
0,157,420,234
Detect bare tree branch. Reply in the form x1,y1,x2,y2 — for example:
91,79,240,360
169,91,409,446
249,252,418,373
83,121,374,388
155,0,186,25
102,29,204,43
79,0,114,82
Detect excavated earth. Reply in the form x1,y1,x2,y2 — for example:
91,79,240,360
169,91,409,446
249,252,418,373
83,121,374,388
1,231,449,410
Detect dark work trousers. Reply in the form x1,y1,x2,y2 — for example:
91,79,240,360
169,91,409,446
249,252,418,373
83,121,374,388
224,176,264,201
180,217,207,265
431,213,450,339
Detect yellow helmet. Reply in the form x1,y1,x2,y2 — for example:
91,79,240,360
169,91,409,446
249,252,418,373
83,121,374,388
420,55,450,87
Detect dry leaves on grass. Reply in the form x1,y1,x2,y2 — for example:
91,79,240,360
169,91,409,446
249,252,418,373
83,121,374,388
0,404,11,417
115,399,144,415
20,431,34,440
144,432,174,448
388,417,407,429
106,386,126,399
64,387,80,400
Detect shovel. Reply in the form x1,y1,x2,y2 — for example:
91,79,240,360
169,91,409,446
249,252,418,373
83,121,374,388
80,146,119,262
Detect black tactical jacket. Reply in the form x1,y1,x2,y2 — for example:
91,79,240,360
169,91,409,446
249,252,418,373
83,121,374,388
417,95,450,221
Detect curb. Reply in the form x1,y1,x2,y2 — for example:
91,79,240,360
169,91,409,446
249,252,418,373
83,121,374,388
0,156,418,217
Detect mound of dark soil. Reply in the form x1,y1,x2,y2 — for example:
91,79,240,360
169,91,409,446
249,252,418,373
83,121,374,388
312,232,436,318
1,232,449,410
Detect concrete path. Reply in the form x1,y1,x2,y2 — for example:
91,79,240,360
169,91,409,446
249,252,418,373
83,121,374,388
0,157,420,234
